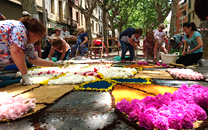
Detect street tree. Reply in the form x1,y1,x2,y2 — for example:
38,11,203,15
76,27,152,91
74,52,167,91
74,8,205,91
200,21,208,59
19,0,39,19
108,0,130,38
79,0,97,41
169,0,181,38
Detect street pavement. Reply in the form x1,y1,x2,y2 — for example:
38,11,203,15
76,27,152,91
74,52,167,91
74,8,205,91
0,54,208,130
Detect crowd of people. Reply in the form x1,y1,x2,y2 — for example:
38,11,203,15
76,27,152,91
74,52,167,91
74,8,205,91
0,0,207,85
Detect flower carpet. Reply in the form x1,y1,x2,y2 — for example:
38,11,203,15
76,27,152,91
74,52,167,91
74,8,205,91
1,61,208,130
114,84,208,130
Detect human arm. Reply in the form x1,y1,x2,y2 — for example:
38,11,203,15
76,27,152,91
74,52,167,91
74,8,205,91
80,36,88,46
175,41,183,49
27,57,54,66
159,34,166,45
167,44,171,53
48,47,55,60
128,38,137,47
187,36,203,54
59,40,67,60
153,39,159,63
10,45,27,75
37,44,42,58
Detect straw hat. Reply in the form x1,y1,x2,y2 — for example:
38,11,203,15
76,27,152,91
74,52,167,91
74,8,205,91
159,23,166,29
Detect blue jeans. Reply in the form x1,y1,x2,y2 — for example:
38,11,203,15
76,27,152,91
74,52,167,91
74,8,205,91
119,39,135,61
72,44,87,57
55,49,71,60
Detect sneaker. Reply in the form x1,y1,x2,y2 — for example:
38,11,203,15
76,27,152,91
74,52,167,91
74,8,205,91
198,58,203,66
122,60,126,62
81,57,85,60
71,57,76,60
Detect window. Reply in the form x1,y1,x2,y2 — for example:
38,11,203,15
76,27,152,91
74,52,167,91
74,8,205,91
92,20,94,31
174,27,177,32
96,23,98,31
188,0,191,9
81,15,83,25
76,12,79,22
188,12,191,22
59,1,63,19
51,0,55,14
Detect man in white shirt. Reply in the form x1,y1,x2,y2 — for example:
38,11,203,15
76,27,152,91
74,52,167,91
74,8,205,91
50,28,65,39
61,26,70,36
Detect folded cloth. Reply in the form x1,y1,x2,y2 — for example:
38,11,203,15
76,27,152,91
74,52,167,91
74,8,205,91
0,77,21,88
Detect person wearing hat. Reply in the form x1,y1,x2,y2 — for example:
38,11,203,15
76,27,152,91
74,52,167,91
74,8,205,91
61,26,70,36
50,28,65,39
167,34,184,56
153,23,168,54
22,11,31,18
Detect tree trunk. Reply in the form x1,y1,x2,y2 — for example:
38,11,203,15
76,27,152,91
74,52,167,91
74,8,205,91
85,17,92,42
102,10,108,46
110,20,115,38
19,0,39,19
169,0,180,38
200,21,208,59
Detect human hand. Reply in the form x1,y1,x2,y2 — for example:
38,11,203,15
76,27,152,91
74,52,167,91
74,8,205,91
187,50,192,54
20,75,32,85
182,51,186,56
53,60,64,67
79,44,83,47
153,58,158,63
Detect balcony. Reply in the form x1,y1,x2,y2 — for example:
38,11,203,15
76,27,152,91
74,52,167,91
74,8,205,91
180,3,186,8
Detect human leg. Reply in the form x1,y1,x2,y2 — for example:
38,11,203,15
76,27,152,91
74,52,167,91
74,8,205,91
119,39,127,60
80,44,87,57
176,55,188,64
72,44,78,57
128,44,135,61
160,43,168,54
55,50,62,61
63,49,71,60
182,52,203,66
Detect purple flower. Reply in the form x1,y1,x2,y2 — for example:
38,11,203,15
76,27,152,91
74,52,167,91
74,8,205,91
116,99,130,112
128,108,141,121
155,115,169,130
125,103,138,115
166,65,170,68
156,63,160,66
168,114,182,129
162,63,167,66
139,111,156,130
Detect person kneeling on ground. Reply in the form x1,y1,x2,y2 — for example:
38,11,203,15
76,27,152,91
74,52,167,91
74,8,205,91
176,22,203,66
0,17,63,85
48,37,71,61
119,27,142,62
71,27,89,60
167,34,184,56
143,30,159,63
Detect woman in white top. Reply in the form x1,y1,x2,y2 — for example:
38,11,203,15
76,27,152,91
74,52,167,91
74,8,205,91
50,28,65,39
153,23,168,54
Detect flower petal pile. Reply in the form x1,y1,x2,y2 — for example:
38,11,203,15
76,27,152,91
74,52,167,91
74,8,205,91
167,68,204,80
98,67,137,78
116,84,208,130
48,73,96,85
0,92,37,120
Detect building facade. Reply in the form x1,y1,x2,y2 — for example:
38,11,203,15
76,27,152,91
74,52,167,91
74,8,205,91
174,0,188,35
187,0,200,27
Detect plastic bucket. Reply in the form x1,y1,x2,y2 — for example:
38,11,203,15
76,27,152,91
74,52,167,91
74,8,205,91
160,52,180,64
